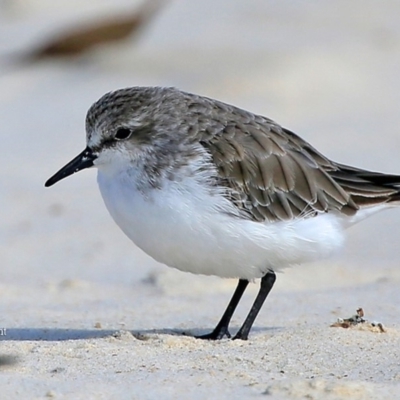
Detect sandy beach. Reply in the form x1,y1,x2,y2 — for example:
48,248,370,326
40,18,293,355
1,1,400,398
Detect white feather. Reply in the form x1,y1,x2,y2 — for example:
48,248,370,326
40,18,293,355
94,158,368,280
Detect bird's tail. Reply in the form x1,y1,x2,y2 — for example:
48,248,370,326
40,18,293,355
330,164,400,207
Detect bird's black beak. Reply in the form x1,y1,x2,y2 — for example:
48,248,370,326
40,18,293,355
45,147,97,187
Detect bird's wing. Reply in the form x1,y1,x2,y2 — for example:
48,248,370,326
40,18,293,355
195,102,396,222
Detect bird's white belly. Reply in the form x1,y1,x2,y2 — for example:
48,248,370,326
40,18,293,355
97,170,345,279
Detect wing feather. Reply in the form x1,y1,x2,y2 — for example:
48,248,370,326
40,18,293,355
191,97,399,222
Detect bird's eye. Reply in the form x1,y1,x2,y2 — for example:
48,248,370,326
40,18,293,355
114,128,132,140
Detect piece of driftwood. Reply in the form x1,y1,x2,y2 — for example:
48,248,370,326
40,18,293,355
30,0,165,59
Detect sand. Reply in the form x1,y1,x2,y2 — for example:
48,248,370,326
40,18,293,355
1,0,400,398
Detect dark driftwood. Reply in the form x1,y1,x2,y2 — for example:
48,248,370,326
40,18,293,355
31,0,164,59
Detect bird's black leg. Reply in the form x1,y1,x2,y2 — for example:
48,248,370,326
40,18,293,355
233,271,276,340
196,279,249,340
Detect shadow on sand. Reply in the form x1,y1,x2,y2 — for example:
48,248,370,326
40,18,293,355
0,326,278,341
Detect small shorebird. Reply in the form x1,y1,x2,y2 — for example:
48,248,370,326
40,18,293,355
45,87,400,340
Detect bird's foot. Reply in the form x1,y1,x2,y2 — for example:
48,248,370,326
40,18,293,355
195,328,231,340
232,331,249,340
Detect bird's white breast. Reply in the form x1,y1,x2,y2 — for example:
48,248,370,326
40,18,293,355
97,167,346,280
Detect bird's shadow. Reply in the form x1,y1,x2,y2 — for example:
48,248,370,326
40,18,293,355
0,326,278,341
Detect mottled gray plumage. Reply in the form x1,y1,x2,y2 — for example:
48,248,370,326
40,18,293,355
86,86,400,223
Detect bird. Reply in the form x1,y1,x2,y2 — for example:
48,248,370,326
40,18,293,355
45,86,400,340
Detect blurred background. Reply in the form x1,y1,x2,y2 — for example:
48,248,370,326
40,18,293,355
1,0,400,331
